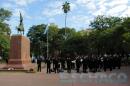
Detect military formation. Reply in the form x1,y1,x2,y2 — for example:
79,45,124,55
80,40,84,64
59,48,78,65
44,55,122,73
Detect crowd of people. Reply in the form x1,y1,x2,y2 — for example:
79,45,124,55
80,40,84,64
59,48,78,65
43,55,122,74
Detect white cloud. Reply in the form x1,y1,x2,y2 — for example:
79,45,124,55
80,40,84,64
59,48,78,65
48,18,56,23
76,0,97,11
70,15,93,26
42,1,76,17
13,8,26,16
120,6,130,17
103,0,129,17
42,1,63,17
107,0,128,7
13,8,32,19
72,0,130,29
93,7,106,16
48,1,63,8
1,3,14,10
87,1,97,11
107,5,127,16
76,0,91,4
42,8,63,17
72,15,88,23
98,0,106,6
76,0,129,17
70,3,77,11
8,0,36,6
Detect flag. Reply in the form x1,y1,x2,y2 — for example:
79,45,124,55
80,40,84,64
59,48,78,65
44,24,49,34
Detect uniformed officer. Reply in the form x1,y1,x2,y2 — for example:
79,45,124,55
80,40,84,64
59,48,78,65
67,57,71,73
82,56,87,73
76,57,81,73
46,58,51,73
37,57,42,72
54,58,59,73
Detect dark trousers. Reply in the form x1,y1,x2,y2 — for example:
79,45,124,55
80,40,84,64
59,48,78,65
77,68,79,73
37,64,41,72
47,66,51,73
83,65,87,73
54,68,59,73
76,65,80,73
67,66,71,73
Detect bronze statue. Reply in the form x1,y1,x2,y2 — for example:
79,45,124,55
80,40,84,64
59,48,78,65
16,12,24,35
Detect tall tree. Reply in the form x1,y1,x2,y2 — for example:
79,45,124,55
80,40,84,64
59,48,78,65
27,24,47,58
62,1,70,39
27,23,60,58
48,23,59,57
0,8,12,22
90,15,122,30
0,8,12,60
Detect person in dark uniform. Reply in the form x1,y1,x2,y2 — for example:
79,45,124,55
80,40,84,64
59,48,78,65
97,56,101,72
66,57,71,73
46,58,51,73
5,58,8,64
37,57,42,72
117,56,121,69
87,56,91,72
76,57,81,73
60,58,65,70
93,57,97,72
82,56,87,73
54,58,59,73
103,57,107,72
52,58,55,71
108,56,112,71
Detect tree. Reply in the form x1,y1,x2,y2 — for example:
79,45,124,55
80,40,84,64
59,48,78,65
27,23,61,58
0,8,12,60
0,22,11,35
60,28,77,57
62,1,70,38
26,15,130,62
0,8,12,22
0,35,10,59
48,23,59,57
123,32,130,55
27,24,47,58
90,15,122,30
0,8,12,35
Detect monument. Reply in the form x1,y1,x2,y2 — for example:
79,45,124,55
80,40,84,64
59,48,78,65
3,12,34,71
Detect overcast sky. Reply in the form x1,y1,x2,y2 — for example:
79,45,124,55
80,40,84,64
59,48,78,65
0,0,130,35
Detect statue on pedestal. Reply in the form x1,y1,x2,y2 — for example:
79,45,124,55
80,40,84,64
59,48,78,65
16,12,24,35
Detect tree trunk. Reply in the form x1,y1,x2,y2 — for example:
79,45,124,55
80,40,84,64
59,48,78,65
65,13,67,39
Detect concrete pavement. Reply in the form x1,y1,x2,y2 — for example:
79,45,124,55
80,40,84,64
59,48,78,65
0,64,129,86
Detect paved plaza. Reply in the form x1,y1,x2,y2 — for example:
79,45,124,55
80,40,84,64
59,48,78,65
0,64,130,86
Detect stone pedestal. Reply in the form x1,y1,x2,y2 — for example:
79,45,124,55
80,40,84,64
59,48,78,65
3,35,34,71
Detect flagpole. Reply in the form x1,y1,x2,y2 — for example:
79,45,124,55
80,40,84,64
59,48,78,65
47,27,49,59
44,24,49,59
